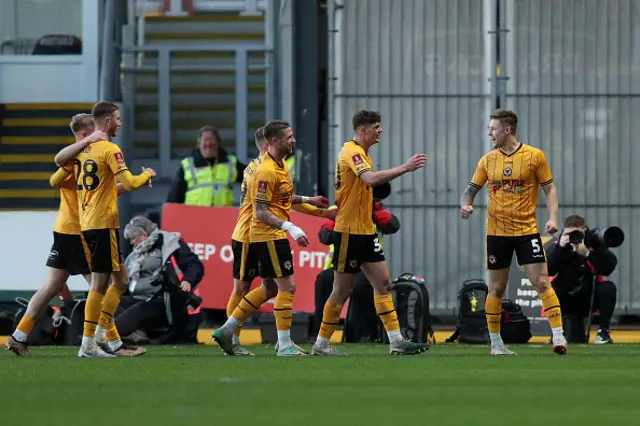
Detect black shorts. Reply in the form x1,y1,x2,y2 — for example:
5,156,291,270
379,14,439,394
232,239,259,281
81,228,124,273
251,239,294,279
486,233,546,270
333,232,385,273
46,232,91,276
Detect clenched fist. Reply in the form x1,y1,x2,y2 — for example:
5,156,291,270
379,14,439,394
460,205,474,220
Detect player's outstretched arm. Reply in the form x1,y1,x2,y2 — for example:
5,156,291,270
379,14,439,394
291,194,329,208
116,169,155,191
255,201,309,247
54,131,108,166
359,154,427,187
106,146,156,192
292,203,337,219
49,165,73,188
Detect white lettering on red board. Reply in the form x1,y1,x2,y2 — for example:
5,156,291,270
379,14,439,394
186,242,328,269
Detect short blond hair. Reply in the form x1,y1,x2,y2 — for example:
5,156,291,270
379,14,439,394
254,126,266,150
70,113,94,134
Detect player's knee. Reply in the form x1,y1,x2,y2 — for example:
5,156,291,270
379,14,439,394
488,286,506,298
262,284,278,300
233,288,250,298
331,283,354,303
233,281,251,297
43,279,65,295
372,278,392,294
276,277,296,294
533,276,550,293
112,279,129,292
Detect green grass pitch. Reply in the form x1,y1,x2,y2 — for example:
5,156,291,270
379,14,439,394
2,344,639,426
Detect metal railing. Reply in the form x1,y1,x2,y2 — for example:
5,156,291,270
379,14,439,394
138,0,267,15
120,43,271,178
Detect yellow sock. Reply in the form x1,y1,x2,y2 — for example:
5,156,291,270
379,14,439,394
98,285,124,328
106,322,121,343
375,294,400,332
15,315,35,338
540,288,563,329
232,287,268,322
227,293,243,336
83,291,104,338
274,291,294,331
485,295,502,334
318,301,343,340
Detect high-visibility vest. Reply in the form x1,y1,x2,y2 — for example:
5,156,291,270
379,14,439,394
181,155,237,206
286,155,295,184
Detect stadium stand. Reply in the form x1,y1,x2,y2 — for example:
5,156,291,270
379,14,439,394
0,103,93,210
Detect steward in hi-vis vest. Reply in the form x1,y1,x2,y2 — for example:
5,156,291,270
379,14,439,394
167,125,246,206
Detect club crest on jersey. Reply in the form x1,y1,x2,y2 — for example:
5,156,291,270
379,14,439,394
114,152,125,165
258,181,268,193
352,154,363,165
503,167,512,177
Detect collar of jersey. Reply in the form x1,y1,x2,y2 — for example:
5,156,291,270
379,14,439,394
499,142,523,157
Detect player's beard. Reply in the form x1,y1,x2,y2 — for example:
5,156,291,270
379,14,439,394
281,141,292,158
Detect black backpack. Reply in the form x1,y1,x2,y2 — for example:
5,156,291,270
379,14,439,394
500,299,532,344
12,298,59,346
446,279,531,344
379,273,436,344
11,297,87,346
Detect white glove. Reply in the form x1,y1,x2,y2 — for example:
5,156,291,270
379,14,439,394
281,221,307,240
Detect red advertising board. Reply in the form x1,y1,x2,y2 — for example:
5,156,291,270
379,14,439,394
161,203,331,314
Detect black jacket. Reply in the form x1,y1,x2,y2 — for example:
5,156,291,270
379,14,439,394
545,238,617,302
152,234,205,289
166,148,246,203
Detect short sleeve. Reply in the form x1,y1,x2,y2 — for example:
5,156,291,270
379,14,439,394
470,157,488,188
342,144,372,176
254,166,276,203
105,144,129,175
535,150,554,186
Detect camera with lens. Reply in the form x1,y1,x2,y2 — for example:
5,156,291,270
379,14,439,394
150,264,203,311
568,226,625,249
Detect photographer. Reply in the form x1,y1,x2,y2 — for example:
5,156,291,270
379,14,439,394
545,215,618,344
115,216,205,344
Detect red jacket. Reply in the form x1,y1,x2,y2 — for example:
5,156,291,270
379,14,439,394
320,202,396,234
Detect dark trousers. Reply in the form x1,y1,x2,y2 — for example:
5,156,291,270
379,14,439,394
594,280,617,330
114,292,192,343
114,295,167,337
556,280,617,342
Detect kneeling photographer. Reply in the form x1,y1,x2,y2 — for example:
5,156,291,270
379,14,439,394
545,215,622,344
117,216,205,344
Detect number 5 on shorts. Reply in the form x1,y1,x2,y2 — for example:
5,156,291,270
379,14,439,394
373,237,382,253
531,238,541,254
